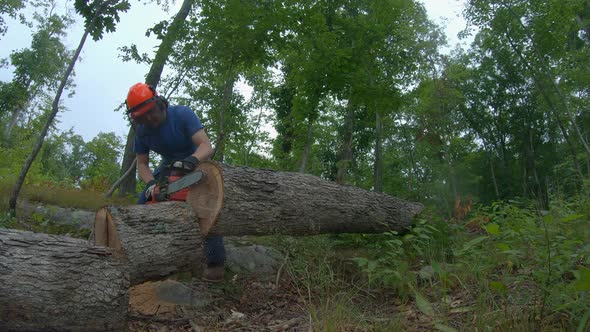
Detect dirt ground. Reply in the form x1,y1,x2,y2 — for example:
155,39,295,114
128,274,310,332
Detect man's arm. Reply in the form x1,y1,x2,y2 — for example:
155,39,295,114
136,153,155,184
191,129,214,161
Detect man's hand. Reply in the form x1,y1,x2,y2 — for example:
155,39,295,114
145,179,157,200
172,155,199,172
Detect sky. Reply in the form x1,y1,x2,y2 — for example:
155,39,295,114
0,0,471,143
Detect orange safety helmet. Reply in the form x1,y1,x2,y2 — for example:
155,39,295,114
126,83,159,120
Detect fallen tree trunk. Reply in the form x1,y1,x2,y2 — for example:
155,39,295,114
94,163,423,285
0,228,129,331
217,164,423,235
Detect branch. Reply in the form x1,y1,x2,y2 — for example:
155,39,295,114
104,156,137,198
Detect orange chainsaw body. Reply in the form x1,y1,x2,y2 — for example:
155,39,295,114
146,175,189,204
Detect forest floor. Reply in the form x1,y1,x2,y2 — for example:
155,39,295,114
125,251,460,332
128,274,310,332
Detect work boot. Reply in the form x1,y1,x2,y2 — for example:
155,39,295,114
203,265,224,283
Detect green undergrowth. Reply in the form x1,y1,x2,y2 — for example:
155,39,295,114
260,193,590,331
0,212,92,239
0,181,135,211
0,180,135,238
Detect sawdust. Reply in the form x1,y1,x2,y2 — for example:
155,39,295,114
129,281,178,316
128,275,308,331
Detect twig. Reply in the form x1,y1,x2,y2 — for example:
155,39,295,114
104,156,137,197
128,313,190,326
275,252,290,289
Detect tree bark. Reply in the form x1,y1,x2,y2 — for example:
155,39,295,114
488,150,500,198
374,110,383,192
93,163,423,285
144,0,193,87
118,126,137,196
0,228,129,331
93,204,204,286
336,100,355,184
213,163,423,235
106,156,137,198
299,116,314,173
215,62,237,163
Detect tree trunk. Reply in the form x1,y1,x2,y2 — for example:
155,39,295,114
144,0,193,87
118,126,137,196
119,0,193,195
94,162,424,285
374,110,383,192
0,228,129,331
336,100,355,184
215,163,423,235
488,150,500,198
215,61,237,163
107,156,137,198
299,117,314,173
3,80,32,141
4,107,21,141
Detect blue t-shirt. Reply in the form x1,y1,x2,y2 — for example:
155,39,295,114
134,105,204,170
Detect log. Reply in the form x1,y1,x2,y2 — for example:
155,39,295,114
94,204,203,285
217,163,423,235
0,228,129,332
94,163,423,285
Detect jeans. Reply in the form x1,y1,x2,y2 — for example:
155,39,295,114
137,181,226,267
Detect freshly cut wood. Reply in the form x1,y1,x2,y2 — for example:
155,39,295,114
0,228,129,332
94,203,204,285
187,160,225,235
93,162,423,285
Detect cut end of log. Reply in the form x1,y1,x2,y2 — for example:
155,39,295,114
94,207,122,250
187,161,224,235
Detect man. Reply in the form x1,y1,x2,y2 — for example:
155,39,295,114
126,82,225,282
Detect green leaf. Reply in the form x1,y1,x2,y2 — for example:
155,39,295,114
490,281,507,293
560,214,584,222
414,292,434,318
353,257,368,266
496,243,510,251
461,236,488,253
484,223,500,235
367,260,378,272
572,266,590,291
577,308,590,332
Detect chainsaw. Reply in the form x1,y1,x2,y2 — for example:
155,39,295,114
147,162,204,204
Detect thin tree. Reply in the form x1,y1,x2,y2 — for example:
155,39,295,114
8,0,128,214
